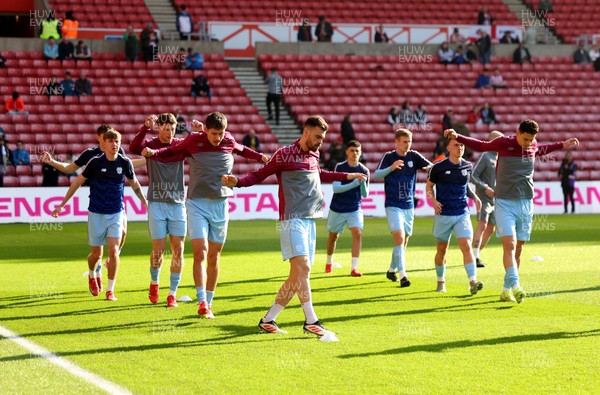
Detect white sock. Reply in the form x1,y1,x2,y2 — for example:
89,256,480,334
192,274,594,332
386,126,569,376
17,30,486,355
107,279,116,292
399,269,407,278
502,287,511,293
351,257,359,270
437,277,445,282
151,280,159,285
263,302,285,322
469,275,477,282
89,270,96,279
326,255,333,264
473,248,480,259
388,266,396,273
168,290,176,296
301,301,318,324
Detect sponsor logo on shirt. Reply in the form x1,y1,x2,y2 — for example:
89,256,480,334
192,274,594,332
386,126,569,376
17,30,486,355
101,168,107,172
445,170,451,174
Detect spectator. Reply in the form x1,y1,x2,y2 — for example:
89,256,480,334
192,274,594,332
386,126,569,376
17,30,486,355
523,25,537,46
0,53,6,68
340,114,355,144
140,23,159,62
415,104,428,125
42,162,60,186
43,37,59,60
574,42,591,64
475,68,491,89
595,55,600,72
374,25,389,43
479,102,497,124
477,6,493,25
58,37,75,61
175,48,187,69
124,26,138,62
467,105,482,124
45,76,62,97
442,109,453,130
40,14,60,40
242,129,262,152
558,151,576,214
438,42,454,64
589,45,600,63
175,109,187,134
74,40,91,61
500,31,519,44
191,74,211,98
399,100,414,124
0,136,7,186
539,0,553,13
176,5,193,40
5,92,28,116
433,131,447,161
61,11,78,39
185,48,204,70
490,67,507,90
265,67,282,124
450,28,465,44
453,45,467,64
387,107,400,126
315,15,333,42
326,138,345,170
465,43,478,64
513,43,532,64
75,71,92,96
12,141,30,165
60,72,76,97
476,29,492,65
297,19,312,42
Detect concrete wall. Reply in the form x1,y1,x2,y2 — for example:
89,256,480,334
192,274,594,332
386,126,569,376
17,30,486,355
256,42,578,58
0,37,224,54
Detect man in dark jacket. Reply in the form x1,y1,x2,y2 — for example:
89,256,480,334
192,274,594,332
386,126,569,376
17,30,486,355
315,16,333,42
513,43,532,64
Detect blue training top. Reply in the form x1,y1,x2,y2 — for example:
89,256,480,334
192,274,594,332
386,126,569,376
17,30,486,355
428,157,473,216
82,153,134,214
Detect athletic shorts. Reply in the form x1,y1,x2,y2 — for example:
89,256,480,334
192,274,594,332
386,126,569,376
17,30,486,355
279,218,316,264
476,193,496,225
88,211,125,247
326,209,363,234
495,198,533,241
186,198,229,244
385,206,414,235
148,201,187,239
433,212,473,243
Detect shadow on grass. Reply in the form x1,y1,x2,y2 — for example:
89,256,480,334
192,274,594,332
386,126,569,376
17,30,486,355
338,329,600,359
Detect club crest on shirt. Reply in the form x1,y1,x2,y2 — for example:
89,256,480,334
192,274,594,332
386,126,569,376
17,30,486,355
445,170,451,174
117,167,123,174
461,169,468,176
407,160,414,168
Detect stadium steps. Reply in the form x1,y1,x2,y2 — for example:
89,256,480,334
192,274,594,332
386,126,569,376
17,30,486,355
232,64,301,145
145,0,178,38
504,0,560,44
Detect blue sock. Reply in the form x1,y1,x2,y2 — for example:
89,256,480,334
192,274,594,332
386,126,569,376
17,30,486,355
464,262,476,279
150,266,160,282
196,286,206,303
206,290,215,305
505,266,520,288
435,264,446,279
169,272,181,293
503,274,511,289
396,246,405,273
389,248,399,271
95,262,102,274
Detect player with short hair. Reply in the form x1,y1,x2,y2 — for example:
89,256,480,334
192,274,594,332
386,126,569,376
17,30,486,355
373,129,431,287
222,115,367,337
142,112,268,319
325,140,369,276
130,113,188,308
445,120,579,303
426,138,483,294
42,125,146,291
471,130,504,268
52,129,148,300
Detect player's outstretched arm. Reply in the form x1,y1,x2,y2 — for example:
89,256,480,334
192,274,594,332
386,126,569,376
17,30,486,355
131,157,147,169
373,159,403,179
426,179,442,215
129,115,157,155
128,176,148,210
332,179,360,194
360,171,370,198
52,174,86,217
562,138,579,149
42,151,79,175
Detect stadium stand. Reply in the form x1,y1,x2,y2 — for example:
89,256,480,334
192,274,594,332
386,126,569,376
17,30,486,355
529,0,600,44
47,0,155,29
0,51,278,186
258,53,599,182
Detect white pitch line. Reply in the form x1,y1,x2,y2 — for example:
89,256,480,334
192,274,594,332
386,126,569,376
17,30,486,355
0,325,132,395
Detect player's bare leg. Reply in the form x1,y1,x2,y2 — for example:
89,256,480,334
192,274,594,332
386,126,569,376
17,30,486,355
325,232,340,273
501,236,526,303
166,235,185,307
389,230,410,286
191,238,209,316
205,241,224,318
105,236,121,300
458,237,483,295
349,227,363,276
87,246,103,296
148,238,166,304
434,241,448,292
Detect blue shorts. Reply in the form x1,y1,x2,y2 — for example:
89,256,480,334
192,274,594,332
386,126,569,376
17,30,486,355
280,218,316,264
186,198,229,244
88,211,125,247
148,201,187,240
326,209,363,234
385,207,414,235
433,213,473,242
495,198,533,241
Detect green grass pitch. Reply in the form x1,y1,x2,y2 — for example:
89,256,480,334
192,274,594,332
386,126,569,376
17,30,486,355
1,215,599,394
